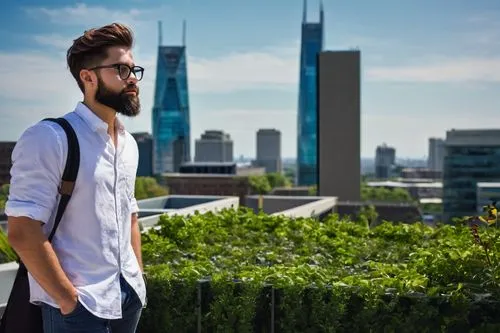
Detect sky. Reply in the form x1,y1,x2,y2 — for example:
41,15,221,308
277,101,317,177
1,0,500,159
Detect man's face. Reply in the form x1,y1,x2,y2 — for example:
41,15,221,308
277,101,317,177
92,46,141,117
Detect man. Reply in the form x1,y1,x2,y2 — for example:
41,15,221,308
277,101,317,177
5,23,146,333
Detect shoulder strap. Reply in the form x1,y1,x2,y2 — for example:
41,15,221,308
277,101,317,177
43,118,80,242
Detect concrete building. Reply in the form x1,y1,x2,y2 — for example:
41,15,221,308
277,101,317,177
317,50,361,201
443,129,500,223
0,142,15,186
195,130,233,163
253,129,281,174
132,132,153,177
428,138,445,172
375,144,396,179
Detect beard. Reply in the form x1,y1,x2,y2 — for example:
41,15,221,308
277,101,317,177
95,77,141,117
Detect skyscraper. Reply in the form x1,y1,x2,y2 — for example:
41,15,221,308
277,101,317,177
428,138,445,172
254,129,282,173
152,21,191,174
195,130,234,162
375,144,396,179
297,0,324,186
317,51,361,201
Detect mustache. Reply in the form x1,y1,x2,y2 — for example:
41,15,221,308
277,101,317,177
122,85,139,94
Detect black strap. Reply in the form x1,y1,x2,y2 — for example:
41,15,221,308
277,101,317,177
42,118,80,242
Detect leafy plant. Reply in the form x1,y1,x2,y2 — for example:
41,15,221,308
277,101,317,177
139,209,500,332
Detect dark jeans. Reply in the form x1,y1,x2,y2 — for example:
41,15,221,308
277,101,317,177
41,275,142,333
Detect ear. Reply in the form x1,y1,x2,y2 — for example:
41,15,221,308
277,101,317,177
79,69,95,87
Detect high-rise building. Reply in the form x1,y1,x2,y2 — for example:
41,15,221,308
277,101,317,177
152,21,191,174
296,0,324,186
131,132,153,177
443,129,500,223
195,130,233,163
317,51,361,201
375,144,396,179
253,129,281,173
428,138,445,172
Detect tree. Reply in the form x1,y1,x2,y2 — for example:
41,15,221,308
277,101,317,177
135,177,168,200
361,183,413,202
248,175,272,211
266,173,291,189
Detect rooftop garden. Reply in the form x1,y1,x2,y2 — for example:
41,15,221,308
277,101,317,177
139,208,500,332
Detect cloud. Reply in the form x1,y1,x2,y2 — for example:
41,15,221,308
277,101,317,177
187,50,299,93
33,34,73,50
367,57,500,83
23,3,168,27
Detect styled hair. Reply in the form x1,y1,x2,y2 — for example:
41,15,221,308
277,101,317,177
66,23,134,92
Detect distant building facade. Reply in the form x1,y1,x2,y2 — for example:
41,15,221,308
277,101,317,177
152,22,191,174
317,50,361,201
375,144,396,179
195,130,233,163
296,0,324,186
443,129,500,223
253,129,281,173
131,132,153,177
428,138,445,172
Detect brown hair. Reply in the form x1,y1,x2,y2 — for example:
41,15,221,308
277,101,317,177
67,23,134,92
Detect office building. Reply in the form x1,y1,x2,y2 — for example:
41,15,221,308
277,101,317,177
195,130,233,163
443,129,500,223
375,144,396,179
253,129,281,173
428,138,445,172
132,132,153,177
152,21,191,174
317,51,361,201
296,0,324,186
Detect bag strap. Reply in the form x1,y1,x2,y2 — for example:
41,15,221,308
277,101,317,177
42,118,80,242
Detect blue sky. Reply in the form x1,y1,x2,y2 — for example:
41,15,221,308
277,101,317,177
1,0,500,159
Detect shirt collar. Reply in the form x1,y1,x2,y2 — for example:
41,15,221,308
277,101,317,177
75,102,125,134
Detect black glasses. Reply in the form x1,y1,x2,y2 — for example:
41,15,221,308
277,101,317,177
88,63,144,81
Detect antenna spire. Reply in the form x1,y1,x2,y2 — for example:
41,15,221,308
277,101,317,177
158,21,162,46
302,0,307,23
182,19,186,46
320,0,324,24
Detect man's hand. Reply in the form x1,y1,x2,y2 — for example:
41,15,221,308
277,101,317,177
59,291,79,315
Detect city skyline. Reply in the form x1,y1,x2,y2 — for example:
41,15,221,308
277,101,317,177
1,0,500,159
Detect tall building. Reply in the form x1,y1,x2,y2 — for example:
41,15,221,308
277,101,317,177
253,129,281,173
131,132,153,177
375,144,396,179
428,138,445,172
296,0,324,186
317,51,361,201
195,130,233,163
152,21,191,174
443,129,500,223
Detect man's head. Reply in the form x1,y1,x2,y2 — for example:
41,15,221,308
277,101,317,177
67,23,143,117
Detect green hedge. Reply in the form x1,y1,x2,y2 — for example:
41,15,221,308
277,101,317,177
139,209,500,332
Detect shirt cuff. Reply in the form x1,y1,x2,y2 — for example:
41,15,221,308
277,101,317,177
4,200,53,224
130,198,139,214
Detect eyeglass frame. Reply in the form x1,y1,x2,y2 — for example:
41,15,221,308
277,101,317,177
87,63,145,81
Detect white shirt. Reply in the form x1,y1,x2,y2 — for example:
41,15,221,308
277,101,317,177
5,102,146,319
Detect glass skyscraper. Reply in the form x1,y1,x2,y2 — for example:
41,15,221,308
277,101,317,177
296,0,324,186
152,21,191,174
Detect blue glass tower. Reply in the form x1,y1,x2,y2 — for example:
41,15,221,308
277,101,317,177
152,21,191,174
297,0,324,186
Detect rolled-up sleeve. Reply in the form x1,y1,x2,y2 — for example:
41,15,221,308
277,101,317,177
5,122,64,224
